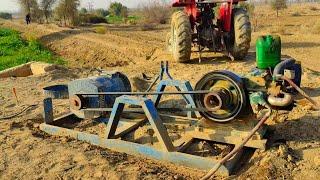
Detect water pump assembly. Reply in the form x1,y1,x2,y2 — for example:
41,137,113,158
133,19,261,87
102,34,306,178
40,35,318,178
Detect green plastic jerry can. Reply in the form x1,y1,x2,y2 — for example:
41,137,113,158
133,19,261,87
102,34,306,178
256,35,281,69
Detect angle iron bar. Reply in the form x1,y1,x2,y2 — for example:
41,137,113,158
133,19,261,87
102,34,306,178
76,90,212,96
39,123,230,175
80,107,218,112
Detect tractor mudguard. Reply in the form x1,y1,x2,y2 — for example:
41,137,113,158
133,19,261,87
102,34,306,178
219,2,232,32
172,0,193,7
172,0,199,24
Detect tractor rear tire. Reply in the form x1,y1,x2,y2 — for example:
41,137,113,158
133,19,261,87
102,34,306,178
170,11,192,63
230,8,251,60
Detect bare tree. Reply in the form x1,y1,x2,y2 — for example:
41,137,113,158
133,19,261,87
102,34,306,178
19,0,43,23
40,0,56,23
31,3,43,23
55,0,80,26
18,0,37,14
271,0,288,17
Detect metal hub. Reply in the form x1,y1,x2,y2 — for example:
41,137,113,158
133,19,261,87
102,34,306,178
69,95,84,110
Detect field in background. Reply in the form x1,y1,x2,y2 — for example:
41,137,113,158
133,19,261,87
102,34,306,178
0,28,64,71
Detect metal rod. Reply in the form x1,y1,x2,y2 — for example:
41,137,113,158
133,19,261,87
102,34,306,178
201,104,272,180
281,76,320,110
159,113,199,121
81,107,215,112
145,75,160,93
76,90,212,96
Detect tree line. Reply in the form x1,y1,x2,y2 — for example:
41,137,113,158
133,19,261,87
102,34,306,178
18,0,129,26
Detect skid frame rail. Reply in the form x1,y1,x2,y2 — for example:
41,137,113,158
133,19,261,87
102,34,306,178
40,62,268,176
41,95,247,176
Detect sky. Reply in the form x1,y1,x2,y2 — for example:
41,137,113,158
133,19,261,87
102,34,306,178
0,0,159,13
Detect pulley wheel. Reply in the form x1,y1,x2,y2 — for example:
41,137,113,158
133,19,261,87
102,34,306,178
194,71,247,122
69,95,84,110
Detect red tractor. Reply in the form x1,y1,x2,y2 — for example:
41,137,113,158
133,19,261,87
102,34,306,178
167,0,251,62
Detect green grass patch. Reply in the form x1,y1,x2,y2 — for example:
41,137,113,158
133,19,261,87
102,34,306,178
0,28,65,71
106,15,140,24
106,15,124,24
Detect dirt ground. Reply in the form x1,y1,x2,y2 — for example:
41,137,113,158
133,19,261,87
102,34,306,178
1,3,320,180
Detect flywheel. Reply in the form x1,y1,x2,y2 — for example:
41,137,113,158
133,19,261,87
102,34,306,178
194,71,247,122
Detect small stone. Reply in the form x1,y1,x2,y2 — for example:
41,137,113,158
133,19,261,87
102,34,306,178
287,154,293,162
33,123,40,128
278,144,288,157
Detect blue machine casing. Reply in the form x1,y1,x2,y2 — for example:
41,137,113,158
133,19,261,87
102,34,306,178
68,72,131,118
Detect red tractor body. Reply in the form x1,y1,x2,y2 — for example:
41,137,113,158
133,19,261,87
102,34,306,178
168,0,251,62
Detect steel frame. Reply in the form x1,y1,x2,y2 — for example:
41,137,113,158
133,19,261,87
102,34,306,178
40,62,266,176
41,94,243,176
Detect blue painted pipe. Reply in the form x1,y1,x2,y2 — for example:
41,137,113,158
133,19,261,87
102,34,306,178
273,58,296,80
273,58,302,87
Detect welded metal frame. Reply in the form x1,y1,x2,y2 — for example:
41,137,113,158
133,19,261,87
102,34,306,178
41,95,243,176
40,62,266,176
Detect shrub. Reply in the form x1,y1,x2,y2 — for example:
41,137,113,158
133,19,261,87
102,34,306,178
125,15,139,25
94,26,106,34
270,0,287,17
109,2,127,17
309,6,318,11
54,0,80,26
0,12,12,19
95,8,109,17
79,14,107,24
106,15,123,24
127,19,137,25
291,12,301,17
140,1,171,24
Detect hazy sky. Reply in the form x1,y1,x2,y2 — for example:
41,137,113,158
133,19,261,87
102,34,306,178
0,0,157,13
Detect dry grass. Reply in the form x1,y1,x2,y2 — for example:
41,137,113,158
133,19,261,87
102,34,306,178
309,6,318,11
291,12,301,16
23,32,37,42
94,26,106,34
126,19,137,25
139,24,156,31
312,21,320,34
138,0,171,24
271,25,287,35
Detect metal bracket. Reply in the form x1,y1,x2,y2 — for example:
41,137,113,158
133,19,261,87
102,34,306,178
152,79,201,118
145,61,201,118
43,98,53,124
105,95,175,152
